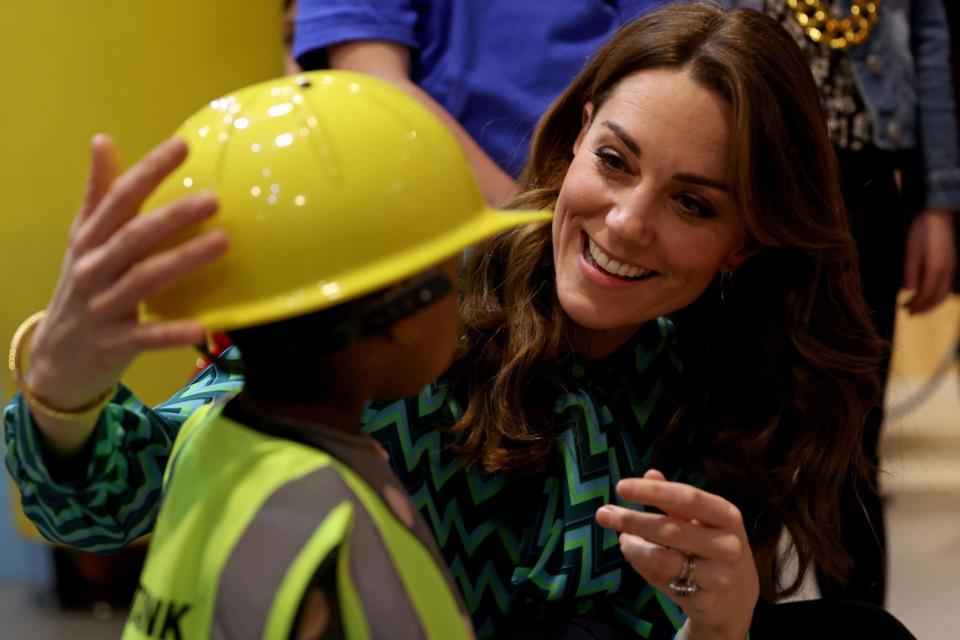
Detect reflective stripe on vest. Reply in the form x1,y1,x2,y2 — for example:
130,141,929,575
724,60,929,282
123,401,471,640
211,465,425,639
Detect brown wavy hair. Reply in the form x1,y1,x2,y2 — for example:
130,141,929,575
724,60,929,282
445,3,883,600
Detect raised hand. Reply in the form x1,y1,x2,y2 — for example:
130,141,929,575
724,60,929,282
596,469,758,640
25,135,228,455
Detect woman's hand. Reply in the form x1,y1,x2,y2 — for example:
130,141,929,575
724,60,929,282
596,469,758,640
26,134,228,455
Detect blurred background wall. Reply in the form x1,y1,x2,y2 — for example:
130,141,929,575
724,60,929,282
0,0,284,573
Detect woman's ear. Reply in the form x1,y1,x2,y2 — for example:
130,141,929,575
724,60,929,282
573,102,594,156
722,244,758,272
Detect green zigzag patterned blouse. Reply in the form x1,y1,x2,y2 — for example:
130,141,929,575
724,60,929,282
4,317,693,638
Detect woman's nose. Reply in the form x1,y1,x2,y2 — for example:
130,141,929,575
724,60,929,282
604,188,657,247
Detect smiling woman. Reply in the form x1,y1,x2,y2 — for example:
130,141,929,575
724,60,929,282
449,1,882,622
554,69,748,348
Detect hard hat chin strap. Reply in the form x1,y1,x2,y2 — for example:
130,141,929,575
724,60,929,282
328,267,453,352
198,268,454,375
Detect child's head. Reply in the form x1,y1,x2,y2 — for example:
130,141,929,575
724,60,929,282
227,257,460,401
140,71,550,399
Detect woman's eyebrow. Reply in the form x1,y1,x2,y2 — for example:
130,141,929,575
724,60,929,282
601,120,730,191
674,173,730,192
601,120,640,156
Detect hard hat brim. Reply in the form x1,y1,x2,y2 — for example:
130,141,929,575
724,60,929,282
142,207,552,333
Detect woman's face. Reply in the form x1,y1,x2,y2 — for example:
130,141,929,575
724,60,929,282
552,68,750,354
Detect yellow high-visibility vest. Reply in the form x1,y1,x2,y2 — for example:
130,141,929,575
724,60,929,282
123,398,472,640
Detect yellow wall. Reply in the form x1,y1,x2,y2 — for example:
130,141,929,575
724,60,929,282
1,2,285,539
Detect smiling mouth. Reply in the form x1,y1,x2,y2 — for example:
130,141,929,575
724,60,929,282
582,232,659,282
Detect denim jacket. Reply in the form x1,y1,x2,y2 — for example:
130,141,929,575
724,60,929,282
736,0,960,209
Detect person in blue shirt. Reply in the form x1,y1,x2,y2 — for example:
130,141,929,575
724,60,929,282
291,0,664,205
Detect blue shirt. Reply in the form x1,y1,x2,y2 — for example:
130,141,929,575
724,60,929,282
293,0,661,177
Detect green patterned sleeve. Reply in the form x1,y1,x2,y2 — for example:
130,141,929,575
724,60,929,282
2,349,244,552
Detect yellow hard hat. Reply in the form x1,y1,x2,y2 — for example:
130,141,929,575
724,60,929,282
141,70,551,331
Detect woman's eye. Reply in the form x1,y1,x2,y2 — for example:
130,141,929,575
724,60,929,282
675,193,717,219
593,148,627,173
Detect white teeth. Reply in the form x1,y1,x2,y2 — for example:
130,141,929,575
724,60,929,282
587,236,652,279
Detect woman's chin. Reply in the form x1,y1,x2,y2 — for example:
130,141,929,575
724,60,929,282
559,291,626,329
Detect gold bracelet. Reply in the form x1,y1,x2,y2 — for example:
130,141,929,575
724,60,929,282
8,310,116,420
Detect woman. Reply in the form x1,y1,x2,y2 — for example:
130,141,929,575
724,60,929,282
5,5,886,638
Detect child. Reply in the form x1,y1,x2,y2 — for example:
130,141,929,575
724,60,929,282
121,70,550,640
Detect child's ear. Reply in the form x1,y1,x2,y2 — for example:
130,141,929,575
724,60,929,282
383,317,421,348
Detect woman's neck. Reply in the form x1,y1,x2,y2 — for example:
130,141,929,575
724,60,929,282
570,323,641,360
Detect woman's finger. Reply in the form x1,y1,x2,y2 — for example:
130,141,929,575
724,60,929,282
618,533,730,597
596,505,744,563
616,479,743,530
618,533,686,586
77,134,123,224
128,319,209,352
89,192,219,284
76,137,189,253
68,135,122,249
643,468,666,481
88,228,228,316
